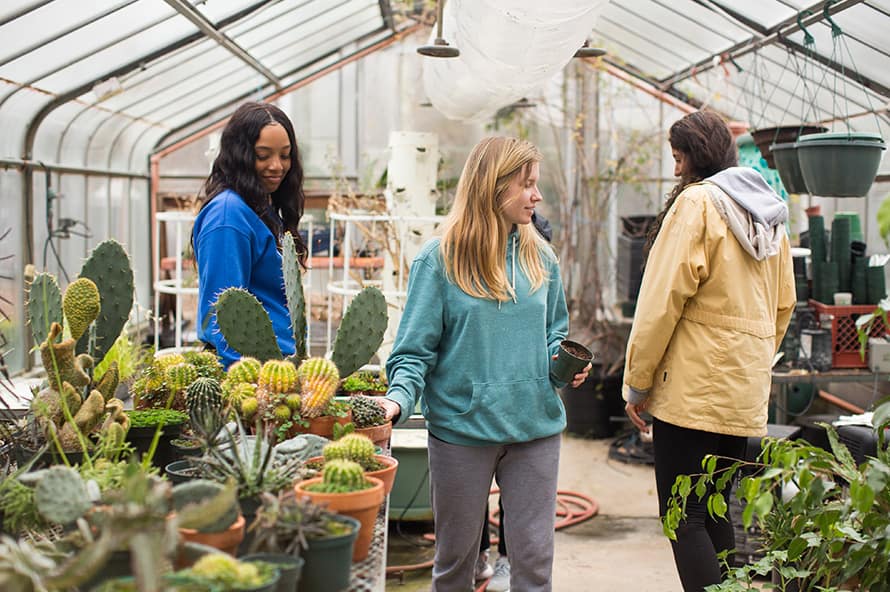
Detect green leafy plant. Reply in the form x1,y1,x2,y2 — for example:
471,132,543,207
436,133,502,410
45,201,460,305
855,296,890,360
341,371,387,395
126,409,188,428
665,398,890,591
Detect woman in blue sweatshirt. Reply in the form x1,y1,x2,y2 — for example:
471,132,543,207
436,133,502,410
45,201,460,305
192,101,307,367
378,136,589,592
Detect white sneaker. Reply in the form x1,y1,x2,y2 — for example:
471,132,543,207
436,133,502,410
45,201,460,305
487,555,510,591
474,550,494,581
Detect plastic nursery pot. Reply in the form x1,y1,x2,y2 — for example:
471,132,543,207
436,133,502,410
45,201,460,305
750,125,827,168
795,132,886,197
297,515,360,592
242,554,304,592
770,142,809,194
550,340,593,383
178,513,246,556
165,459,201,485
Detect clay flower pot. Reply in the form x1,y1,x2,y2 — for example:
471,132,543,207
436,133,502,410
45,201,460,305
294,476,384,561
178,513,245,556
288,411,353,439
305,454,399,496
354,420,393,450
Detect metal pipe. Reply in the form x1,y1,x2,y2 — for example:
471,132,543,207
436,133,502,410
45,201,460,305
818,389,865,415
0,157,147,179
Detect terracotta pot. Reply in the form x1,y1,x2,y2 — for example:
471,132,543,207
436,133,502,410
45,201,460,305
305,454,399,496
288,411,353,439
178,513,245,556
294,476,384,561
354,421,392,450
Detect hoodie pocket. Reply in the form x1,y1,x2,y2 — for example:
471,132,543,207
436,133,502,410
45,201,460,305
452,377,564,442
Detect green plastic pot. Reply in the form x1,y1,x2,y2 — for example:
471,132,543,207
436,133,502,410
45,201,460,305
550,340,593,383
795,132,886,197
298,515,359,592
242,554,304,592
770,142,809,194
750,125,827,168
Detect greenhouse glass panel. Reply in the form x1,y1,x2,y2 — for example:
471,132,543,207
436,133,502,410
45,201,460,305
270,18,387,77
596,21,689,72
598,10,712,65
0,169,24,375
709,0,802,30
594,32,676,79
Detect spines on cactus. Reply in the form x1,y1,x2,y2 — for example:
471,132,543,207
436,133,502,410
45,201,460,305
323,433,376,467
240,396,259,419
331,286,388,378
27,272,63,346
184,350,223,380
62,277,100,341
165,362,198,393
186,377,225,438
313,459,372,493
75,239,134,365
281,232,307,361
297,357,339,418
258,359,298,394
214,288,283,361
226,357,261,385
349,395,386,428
34,466,92,524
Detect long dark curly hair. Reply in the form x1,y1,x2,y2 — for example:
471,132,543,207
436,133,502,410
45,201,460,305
644,110,738,255
196,101,307,261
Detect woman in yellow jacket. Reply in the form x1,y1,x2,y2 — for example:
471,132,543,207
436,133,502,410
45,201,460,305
623,111,795,591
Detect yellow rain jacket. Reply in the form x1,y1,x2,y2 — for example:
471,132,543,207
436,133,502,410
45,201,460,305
623,169,795,437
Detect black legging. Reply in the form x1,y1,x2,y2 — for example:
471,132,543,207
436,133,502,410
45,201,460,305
479,497,507,556
653,417,747,592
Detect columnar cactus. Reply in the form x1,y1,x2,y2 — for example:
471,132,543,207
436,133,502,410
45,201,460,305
323,433,376,467
186,377,224,417
62,277,100,341
75,239,134,365
226,357,261,385
297,357,340,418
27,272,63,346
258,359,298,394
315,459,371,493
34,466,93,524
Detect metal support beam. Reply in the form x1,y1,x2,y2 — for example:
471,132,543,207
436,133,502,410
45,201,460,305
778,36,890,98
661,0,866,87
161,0,282,90
0,158,148,179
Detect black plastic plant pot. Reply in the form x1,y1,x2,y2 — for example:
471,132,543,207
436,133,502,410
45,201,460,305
298,515,359,592
165,459,200,485
796,132,886,197
770,142,809,194
750,125,827,168
550,340,594,383
242,554,304,592
125,421,185,469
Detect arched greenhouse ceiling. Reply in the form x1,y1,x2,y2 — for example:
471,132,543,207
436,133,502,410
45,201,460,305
0,0,888,176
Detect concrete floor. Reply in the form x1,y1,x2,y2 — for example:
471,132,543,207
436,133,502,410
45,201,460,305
385,432,683,591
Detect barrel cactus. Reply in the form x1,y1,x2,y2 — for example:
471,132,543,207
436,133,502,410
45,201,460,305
186,377,225,438
165,362,199,393
349,395,386,428
297,357,339,418
227,357,261,385
257,359,298,394
309,459,372,493
323,433,376,468
184,350,224,380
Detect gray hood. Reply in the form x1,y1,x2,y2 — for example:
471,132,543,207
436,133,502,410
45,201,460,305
704,167,788,261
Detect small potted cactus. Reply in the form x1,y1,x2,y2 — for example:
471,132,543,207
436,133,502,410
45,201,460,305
173,479,245,555
294,458,384,561
184,553,279,592
347,395,392,450
305,432,398,496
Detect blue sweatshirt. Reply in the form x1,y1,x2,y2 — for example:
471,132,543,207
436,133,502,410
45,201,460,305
385,234,569,446
193,190,295,368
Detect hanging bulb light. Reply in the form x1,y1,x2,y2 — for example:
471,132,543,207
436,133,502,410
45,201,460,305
417,0,460,58
574,40,606,59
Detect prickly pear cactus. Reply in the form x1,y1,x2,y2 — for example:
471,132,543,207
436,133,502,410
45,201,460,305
165,362,199,393
63,277,100,341
297,357,339,418
30,380,82,428
258,359,298,394
34,466,92,524
331,287,388,379
323,433,376,466
75,239,134,365
227,357,261,385
312,459,370,493
349,395,386,428
27,272,63,346
93,361,120,401
214,288,283,362
281,232,307,361
40,322,92,391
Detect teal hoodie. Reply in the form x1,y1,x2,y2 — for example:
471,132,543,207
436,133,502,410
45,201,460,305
385,233,569,446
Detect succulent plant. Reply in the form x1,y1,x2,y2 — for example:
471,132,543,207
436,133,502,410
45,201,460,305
213,231,387,374
40,322,93,391
258,359,298,394
226,356,261,385
62,277,100,341
33,466,93,524
74,239,135,365
58,389,107,450
188,553,275,588
308,459,371,493
186,377,225,441
349,395,387,428
171,479,240,533
27,272,63,346
297,357,339,418
165,362,199,393
184,350,224,380
322,433,376,467
93,360,120,401
241,396,259,419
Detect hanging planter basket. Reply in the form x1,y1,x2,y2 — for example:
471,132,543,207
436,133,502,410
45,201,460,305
750,125,827,168
771,142,810,194
796,132,886,197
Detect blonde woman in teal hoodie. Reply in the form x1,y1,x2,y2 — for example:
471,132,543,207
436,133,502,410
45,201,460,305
378,137,590,592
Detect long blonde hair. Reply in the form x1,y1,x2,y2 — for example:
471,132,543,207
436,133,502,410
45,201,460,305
440,136,553,302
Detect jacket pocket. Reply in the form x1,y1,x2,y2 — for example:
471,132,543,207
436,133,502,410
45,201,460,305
452,377,564,442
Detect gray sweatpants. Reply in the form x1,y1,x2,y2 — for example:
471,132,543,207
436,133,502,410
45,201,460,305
427,432,561,592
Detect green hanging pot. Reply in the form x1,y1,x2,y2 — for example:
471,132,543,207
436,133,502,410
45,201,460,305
795,132,886,197
750,125,827,168
770,142,809,194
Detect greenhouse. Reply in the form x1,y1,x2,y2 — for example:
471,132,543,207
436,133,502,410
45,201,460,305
1,0,889,590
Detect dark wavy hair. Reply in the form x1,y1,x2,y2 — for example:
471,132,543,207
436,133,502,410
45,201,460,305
196,101,307,262
644,110,738,254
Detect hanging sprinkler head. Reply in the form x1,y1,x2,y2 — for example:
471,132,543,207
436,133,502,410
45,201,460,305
417,0,460,58
574,40,606,59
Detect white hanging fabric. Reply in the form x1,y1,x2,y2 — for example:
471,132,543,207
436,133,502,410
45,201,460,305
422,0,610,122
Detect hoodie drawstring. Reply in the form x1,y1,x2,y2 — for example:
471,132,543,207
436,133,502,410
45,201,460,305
498,234,519,310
